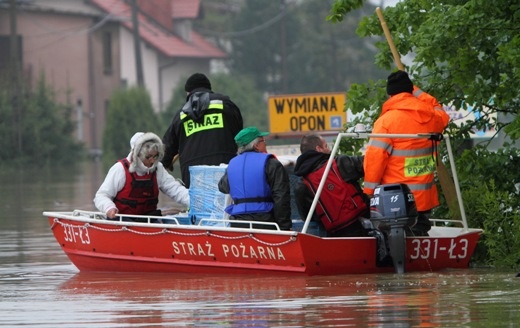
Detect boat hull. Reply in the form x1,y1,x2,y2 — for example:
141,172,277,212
46,212,481,275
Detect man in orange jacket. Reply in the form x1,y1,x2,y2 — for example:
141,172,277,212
363,71,450,236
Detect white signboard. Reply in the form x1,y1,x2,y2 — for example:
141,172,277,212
443,102,496,138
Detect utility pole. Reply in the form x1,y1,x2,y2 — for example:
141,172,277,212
9,0,22,154
130,0,145,87
280,0,287,93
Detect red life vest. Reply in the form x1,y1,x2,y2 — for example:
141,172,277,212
303,161,368,233
114,158,159,215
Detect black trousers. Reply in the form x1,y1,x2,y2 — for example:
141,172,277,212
409,210,432,236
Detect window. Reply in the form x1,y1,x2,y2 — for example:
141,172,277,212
0,35,23,75
102,32,112,75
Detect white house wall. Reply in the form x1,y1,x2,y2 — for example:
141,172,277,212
119,27,160,111
159,58,210,111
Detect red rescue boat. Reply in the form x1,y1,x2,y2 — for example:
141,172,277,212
43,133,482,275
44,210,480,275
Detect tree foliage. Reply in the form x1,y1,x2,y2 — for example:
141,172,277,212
330,0,519,142
210,73,268,130
457,146,520,268
102,87,160,168
228,0,298,94
217,0,386,95
329,0,520,269
0,75,83,166
289,0,386,93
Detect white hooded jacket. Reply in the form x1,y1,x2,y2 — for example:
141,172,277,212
94,132,190,215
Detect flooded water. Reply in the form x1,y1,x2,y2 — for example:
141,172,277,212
1,161,519,327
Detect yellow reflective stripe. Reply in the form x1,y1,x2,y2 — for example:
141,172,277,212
364,181,379,189
208,99,224,110
180,99,224,120
407,181,436,191
181,100,223,121
183,113,224,137
392,147,432,157
368,139,393,153
404,155,435,177
365,181,434,191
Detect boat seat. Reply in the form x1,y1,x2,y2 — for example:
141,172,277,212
291,220,326,236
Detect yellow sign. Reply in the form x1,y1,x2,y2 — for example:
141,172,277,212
268,92,346,133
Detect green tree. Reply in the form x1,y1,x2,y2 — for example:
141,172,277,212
210,73,268,130
102,87,160,167
230,0,300,94
287,0,386,93
457,147,520,268
329,0,519,141
329,0,520,268
196,0,238,51
227,0,386,95
0,75,83,166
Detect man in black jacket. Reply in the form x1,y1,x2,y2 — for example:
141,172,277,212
162,73,243,187
294,133,369,237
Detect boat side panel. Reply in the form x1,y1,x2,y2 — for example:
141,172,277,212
405,231,481,271
47,216,481,275
48,217,310,274
296,234,385,275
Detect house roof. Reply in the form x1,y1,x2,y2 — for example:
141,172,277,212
90,0,225,59
171,0,200,19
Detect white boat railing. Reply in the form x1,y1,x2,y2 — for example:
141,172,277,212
43,209,297,236
301,132,468,234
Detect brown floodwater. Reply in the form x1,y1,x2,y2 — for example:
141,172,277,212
1,162,518,327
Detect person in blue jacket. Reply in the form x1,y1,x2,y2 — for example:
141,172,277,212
218,126,292,231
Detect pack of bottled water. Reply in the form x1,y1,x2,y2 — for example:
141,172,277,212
188,165,230,227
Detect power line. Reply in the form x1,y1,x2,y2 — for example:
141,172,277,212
196,4,293,38
21,11,128,55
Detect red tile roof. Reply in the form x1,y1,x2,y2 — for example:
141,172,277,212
90,0,225,58
172,0,200,19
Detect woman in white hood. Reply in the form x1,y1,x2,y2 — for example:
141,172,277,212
94,132,190,221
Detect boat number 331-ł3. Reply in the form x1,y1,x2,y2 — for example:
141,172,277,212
409,238,469,260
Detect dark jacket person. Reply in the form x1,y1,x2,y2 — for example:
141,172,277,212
294,134,369,237
162,73,243,187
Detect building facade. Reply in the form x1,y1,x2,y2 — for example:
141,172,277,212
0,0,225,155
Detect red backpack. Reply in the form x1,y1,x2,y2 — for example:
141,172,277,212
303,161,368,233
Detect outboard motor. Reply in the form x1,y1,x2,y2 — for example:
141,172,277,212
370,183,418,274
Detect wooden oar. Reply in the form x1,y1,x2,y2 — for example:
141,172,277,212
375,7,460,219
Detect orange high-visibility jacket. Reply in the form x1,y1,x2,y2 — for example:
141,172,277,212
363,87,450,211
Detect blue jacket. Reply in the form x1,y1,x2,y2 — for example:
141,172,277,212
218,151,292,231
225,152,273,215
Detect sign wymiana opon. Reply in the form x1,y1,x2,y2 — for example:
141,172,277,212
268,92,346,134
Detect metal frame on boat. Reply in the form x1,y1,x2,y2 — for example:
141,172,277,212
43,132,482,275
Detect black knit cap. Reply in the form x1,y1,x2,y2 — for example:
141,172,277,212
184,73,212,92
386,70,413,96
